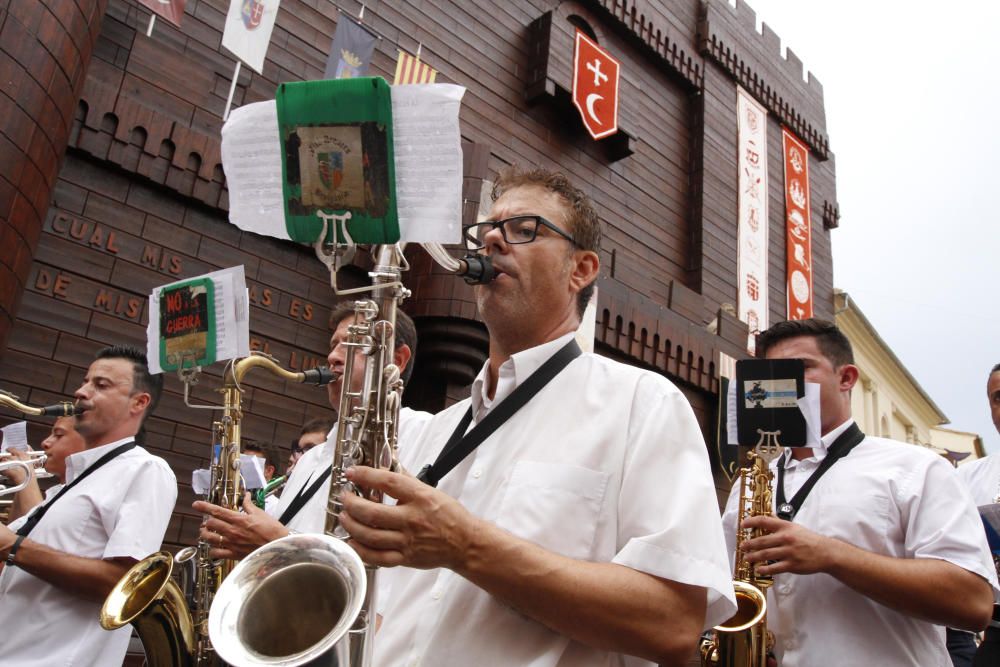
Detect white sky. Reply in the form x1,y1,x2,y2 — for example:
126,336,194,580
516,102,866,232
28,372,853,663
740,0,1000,452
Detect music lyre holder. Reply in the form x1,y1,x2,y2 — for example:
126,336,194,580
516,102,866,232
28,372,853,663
754,429,784,465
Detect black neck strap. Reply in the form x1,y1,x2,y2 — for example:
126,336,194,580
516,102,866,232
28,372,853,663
417,339,582,488
776,422,865,521
278,467,331,526
16,440,137,538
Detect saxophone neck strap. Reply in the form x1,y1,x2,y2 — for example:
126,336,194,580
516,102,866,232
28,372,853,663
776,422,865,521
417,339,582,488
278,467,331,526
16,440,137,538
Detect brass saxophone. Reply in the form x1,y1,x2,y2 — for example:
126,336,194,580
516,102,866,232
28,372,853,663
0,389,79,417
99,354,333,667
701,432,782,667
208,244,408,667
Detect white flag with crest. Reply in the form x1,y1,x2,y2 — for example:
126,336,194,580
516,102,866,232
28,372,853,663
221,0,280,74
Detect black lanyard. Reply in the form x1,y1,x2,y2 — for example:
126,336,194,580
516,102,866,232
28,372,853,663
776,422,865,521
16,441,137,538
277,467,331,526
417,339,582,488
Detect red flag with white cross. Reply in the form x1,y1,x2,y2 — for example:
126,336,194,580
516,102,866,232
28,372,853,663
572,30,620,140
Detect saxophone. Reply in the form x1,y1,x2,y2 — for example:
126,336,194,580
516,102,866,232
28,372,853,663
99,354,333,667
0,389,79,417
208,244,409,667
701,432,782,667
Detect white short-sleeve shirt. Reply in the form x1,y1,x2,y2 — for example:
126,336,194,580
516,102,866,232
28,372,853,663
722,422,999,667
272,407,434,533
0,438,177,667
375,333,737,667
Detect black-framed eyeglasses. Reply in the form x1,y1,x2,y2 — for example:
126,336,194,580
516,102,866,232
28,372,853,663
463,215,578,250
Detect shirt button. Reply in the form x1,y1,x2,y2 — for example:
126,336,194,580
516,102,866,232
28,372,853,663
407,658,419,667
472,468,482,479
431,589,442,600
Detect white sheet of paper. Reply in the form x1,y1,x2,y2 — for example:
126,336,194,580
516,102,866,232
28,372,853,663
240,454,266,490
727,381,821,448
0,421,28,452
221,101,290,241
220,84,466,244
147,266,250,374
798,382,822,447
391,83,465,243
192,469,211,495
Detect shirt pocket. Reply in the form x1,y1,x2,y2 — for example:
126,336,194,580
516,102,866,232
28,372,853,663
494,461,610,561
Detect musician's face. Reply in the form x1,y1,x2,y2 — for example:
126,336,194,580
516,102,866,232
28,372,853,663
764,335,855,436
73,357,149,444
474,185,579,338
988,371,1000,435
40,417,85,481
327,317,367,409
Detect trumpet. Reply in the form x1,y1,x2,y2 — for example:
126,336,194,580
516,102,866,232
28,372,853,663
0,459,34,497
0,451,53,479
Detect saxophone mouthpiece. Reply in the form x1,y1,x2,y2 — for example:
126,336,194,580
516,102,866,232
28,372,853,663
457,254,496,285
39,402,82,417
302,367,337,386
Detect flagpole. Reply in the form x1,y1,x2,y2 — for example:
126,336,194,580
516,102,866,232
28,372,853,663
223,61,241,121
146,14,156,37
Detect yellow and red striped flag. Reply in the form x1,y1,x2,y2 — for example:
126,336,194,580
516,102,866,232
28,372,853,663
393,50,437,84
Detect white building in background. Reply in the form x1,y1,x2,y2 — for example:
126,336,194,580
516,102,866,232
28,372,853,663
835,290,983,465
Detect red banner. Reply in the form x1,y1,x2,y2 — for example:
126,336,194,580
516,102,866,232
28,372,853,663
138,0,186,27
782,128,813,320
572,31,620,140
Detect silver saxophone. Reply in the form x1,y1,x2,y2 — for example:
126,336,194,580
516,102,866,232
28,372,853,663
208,242,493,667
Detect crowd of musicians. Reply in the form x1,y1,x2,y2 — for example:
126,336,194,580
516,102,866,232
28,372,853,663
0,167,998,666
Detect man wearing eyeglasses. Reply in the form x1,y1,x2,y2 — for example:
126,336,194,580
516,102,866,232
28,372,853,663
340,167,736,666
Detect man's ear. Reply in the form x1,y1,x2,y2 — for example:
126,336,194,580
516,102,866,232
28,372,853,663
839,364,860,393
394,343,412,375
568,250,600,295
131,392,151,416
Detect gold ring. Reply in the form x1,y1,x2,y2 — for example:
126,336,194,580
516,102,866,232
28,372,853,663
218,534,224,547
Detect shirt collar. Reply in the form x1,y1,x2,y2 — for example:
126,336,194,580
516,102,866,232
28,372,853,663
819,418,855,452
781,418,856,469
470,332,578,423
64,436,135,484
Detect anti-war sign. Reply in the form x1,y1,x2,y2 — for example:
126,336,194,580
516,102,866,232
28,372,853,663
147,266,250,373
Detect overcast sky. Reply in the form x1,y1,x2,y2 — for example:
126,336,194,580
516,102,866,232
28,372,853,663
741,0,1000,452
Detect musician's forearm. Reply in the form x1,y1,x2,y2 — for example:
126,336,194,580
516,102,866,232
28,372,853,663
4,538,132,603
456,519,705,665
826,540,993,630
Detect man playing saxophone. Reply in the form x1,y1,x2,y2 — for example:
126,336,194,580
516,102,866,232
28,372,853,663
193,306,429,557
0,345,177,667
337,167,737,666
722,320,997,666
3,416,86,523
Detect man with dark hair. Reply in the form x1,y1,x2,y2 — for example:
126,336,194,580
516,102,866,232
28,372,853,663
287,416,336,474
956,363,1000,666
3,416,87,522
337,166,736,666
194,308,431,555
0,345,176,667
723,319,997,666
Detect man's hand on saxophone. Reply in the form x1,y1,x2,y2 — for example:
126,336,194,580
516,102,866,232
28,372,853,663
337,464,479,571
195,491,289,560
739,514,837,576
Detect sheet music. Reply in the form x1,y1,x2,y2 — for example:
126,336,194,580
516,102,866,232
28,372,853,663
221,85,466,244
240,454,267,490
191,469,211,495
0,421,28,452
147,266,250,374
727,381,821,447
221,100,291,240
391,83,465,243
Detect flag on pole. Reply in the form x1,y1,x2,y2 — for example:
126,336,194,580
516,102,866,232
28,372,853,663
137,0,186,27
221,0,281,74
323,16,377,79
393,50,437,84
